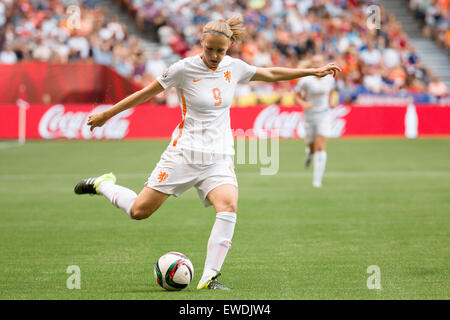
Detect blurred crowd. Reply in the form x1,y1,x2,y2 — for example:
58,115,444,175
119,0,448,104
0,0,448,106
0,0,152,82
409,0,449,49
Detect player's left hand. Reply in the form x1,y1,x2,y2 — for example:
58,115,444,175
314,63,342,78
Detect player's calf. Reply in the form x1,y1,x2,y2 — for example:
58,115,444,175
129,187,169,220
129,207,153,220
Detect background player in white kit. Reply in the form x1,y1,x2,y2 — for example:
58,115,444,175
295,54,339,188
74,17,341,290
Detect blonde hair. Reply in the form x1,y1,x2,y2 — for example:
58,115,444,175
202,16,246,44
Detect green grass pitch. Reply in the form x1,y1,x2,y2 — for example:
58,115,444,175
0,138,449,299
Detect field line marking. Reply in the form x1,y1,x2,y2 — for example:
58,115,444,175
0,142,24,150
1,171,450,180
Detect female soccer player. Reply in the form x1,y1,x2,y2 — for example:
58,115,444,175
74,17,341,290
294,54,339,188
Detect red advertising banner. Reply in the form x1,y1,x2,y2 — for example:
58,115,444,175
1,104,449,140
0,63,141,104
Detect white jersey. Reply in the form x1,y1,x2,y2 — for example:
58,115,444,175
295,75,335,117
157,54,256,156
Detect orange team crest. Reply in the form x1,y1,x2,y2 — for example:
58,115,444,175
157,171,168,183
224,70,231,83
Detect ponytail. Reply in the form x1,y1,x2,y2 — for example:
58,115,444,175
225,16,245,44
202,16,246,44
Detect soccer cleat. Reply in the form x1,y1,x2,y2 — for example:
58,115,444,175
304,154,312,168
312,181,322,188
74,173,116,195
304,147,312,168
197,273,230,290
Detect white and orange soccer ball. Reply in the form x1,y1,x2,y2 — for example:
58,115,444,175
154,252,194,291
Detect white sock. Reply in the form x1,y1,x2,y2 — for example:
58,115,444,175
97,181,137,217
199,211,236,286
313,150,327,187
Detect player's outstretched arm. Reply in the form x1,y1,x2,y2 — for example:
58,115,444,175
87,80,165,131
250,63,341,82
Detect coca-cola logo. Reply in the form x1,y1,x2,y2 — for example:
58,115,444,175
253,104,351,139
38,105,133,140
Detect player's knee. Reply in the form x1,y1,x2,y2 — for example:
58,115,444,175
315,145,325,152
216,200,238,214
314,141,325,152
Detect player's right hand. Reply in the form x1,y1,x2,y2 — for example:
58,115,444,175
87,112,108,131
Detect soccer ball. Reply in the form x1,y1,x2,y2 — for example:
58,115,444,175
154,252,194,291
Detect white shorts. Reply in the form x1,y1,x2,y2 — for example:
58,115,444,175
304,111,331,144
146,147,238,207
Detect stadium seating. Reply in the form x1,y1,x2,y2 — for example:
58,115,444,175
0,0,148,83
0,0,447,105
115,0,448,104
409,0,449,50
